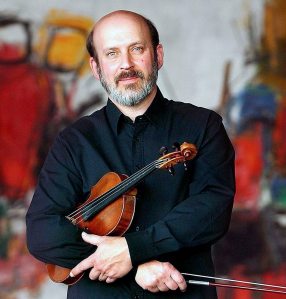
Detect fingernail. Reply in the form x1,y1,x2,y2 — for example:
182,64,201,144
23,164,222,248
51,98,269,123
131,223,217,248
69,272,75,277
82,232,87,237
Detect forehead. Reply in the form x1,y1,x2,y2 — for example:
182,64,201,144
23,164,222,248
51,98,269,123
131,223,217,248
93,15,151,51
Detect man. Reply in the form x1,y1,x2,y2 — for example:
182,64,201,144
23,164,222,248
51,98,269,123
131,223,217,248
26,10,235,299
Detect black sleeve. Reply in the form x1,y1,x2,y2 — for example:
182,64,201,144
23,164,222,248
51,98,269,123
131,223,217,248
26,133,94,269
125,112,235,266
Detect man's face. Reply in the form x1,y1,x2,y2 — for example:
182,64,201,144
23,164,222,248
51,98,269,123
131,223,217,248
90,14,163,106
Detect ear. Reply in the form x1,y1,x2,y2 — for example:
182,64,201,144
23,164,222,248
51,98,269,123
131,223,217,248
156,44,164,70
89,57,100,80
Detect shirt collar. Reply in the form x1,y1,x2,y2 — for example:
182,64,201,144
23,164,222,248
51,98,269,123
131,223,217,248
106,88,168,135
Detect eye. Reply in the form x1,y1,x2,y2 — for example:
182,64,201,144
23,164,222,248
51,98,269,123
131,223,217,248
132,46,144,53
106,51,117,58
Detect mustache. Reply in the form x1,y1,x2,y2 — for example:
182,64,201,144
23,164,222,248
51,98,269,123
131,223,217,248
115,70,144,83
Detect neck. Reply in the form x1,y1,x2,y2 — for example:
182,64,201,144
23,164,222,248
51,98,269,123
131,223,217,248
110,86,157,121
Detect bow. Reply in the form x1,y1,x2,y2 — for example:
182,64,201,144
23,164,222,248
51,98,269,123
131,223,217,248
182,273,286,295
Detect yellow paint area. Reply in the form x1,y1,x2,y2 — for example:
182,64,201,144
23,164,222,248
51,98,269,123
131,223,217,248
36,9,94,74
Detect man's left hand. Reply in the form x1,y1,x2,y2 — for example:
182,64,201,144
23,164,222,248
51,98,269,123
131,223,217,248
70,232,133,283
135,260,187,293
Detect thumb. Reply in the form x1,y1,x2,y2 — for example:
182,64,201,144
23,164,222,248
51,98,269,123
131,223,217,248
81,232,103,245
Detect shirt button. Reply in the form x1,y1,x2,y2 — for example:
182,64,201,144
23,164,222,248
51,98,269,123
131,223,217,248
134,295,139,299
136,226,140,231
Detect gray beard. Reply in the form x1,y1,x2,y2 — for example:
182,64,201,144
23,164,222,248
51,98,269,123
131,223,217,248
97,62,158,107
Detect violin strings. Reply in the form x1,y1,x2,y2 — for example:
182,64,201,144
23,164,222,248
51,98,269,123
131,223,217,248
70,159,163,225
68,153,177,220
73,159,166,224
66,161,154,222
67,159,157,219
68,161,156,223
67,158,168,225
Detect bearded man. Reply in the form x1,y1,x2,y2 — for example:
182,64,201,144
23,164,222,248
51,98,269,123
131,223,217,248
26,10,235,299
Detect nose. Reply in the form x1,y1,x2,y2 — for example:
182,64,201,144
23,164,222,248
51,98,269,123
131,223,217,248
120,52,134,70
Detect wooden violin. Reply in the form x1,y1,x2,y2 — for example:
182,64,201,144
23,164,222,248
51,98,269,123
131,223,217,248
46,142,198,285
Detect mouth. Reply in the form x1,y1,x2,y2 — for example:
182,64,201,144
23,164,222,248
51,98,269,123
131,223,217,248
116,70,144,85
118,76,139,84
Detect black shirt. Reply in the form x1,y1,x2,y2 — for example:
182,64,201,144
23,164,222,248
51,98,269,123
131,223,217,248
26,88,235,298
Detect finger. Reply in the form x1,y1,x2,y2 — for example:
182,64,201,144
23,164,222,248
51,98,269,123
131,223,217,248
70,258,94,277
106,277,117,283
164,277,179,291
98,273,108,281
157,282,169,292
170,271,187,291
82,232,103,246
89,268,100,280
147,286,160,293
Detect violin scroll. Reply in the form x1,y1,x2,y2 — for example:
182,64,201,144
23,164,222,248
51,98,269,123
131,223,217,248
180,142,197,160
158,142,197,170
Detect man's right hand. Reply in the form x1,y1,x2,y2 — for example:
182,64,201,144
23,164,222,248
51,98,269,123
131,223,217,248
135,260,187,293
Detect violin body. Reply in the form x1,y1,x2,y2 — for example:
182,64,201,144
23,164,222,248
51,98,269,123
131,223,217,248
47,172,137,284
77,172,137,235
47,264,84,285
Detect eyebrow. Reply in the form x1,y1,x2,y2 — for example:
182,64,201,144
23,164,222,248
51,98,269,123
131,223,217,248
103,41,146,52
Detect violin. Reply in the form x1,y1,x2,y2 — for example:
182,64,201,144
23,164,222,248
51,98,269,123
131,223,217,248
46,142,198,285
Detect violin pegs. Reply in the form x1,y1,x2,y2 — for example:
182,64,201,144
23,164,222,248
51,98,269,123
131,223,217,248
160,146,168,156
168,166,175,176
172,142,180,151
